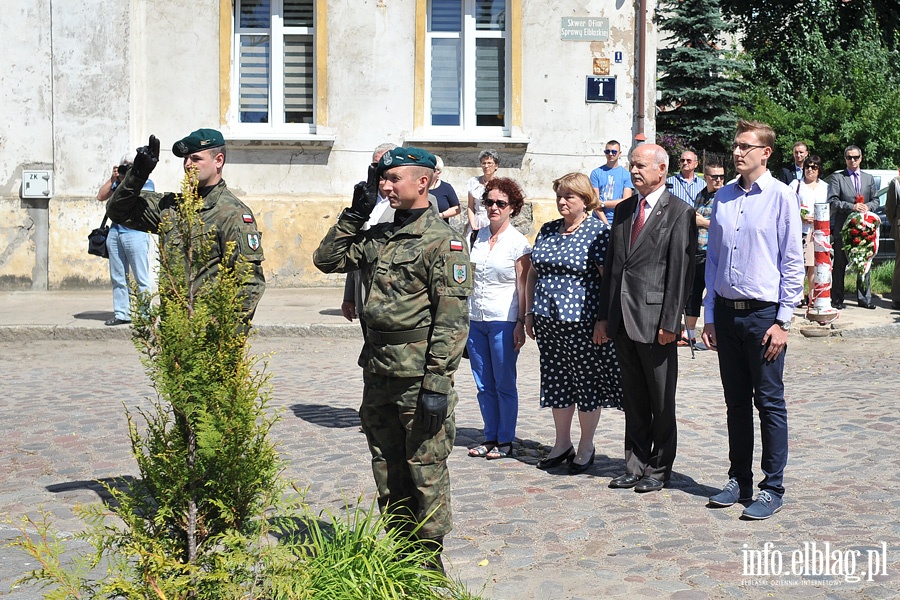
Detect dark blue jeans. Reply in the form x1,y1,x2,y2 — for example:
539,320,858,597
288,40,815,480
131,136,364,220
714,303,788,498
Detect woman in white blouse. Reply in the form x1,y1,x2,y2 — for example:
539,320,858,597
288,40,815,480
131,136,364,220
466,177,532,460
793,155,826,305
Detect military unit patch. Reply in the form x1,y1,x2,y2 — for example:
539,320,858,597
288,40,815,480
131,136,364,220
243,214,254,223
453,263,468,284
450,240,464,251
247,233,260,250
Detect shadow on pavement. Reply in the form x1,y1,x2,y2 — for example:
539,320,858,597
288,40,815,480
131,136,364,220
73,310,114,322
290,403,361,428
46,475,139,509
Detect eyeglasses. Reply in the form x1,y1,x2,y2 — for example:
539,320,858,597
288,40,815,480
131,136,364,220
804,165,820,171
731,143,766,154
680,158,695,164
845,155,861,160
604,149,619,155
482,199,510,209
707,174,725,180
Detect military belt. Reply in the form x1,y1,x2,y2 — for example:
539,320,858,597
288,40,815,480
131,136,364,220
367,326,430,345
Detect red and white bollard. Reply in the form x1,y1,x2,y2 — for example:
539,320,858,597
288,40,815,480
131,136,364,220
807,201,839,322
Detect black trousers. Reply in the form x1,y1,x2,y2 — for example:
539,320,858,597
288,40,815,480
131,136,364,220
832,227,871,305
613,331,678,481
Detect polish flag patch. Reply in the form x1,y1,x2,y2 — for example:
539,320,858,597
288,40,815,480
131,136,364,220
242,214,254,223
450,240,464,251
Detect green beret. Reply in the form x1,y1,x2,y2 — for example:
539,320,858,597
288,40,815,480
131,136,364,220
377,146,437,177
172,128,226,157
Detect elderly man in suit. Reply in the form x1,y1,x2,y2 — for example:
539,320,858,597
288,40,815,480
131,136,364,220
828,145,879,309
596,143,697,493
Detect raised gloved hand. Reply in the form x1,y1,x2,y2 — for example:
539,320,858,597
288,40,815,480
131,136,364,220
416,391,448,436
344,163,379,221
132,135,160,181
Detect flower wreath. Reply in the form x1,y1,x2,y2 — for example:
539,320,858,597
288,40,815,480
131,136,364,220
841,209,881,275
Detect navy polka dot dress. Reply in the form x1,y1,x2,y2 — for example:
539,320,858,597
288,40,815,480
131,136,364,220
531,217,624,411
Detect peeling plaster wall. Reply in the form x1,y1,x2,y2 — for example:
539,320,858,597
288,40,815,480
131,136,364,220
0,0,657,289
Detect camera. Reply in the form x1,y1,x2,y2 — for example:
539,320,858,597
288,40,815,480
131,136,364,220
117,164,130,178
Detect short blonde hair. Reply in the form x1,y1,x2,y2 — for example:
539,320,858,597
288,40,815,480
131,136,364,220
736,119,775,150
552,172,599,212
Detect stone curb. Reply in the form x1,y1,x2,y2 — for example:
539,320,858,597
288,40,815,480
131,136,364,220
0,323,362,342
839,323,900,338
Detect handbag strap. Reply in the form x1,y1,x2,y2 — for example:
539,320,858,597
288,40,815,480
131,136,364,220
100,214,109,228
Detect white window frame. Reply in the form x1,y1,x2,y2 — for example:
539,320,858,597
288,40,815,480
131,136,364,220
424,0,510,136
230,0,316,135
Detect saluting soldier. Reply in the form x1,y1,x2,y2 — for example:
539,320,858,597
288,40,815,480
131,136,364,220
314,146,472,572
106,129,266,321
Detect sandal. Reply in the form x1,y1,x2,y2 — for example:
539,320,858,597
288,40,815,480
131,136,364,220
486,443,513,460
468,441,497,458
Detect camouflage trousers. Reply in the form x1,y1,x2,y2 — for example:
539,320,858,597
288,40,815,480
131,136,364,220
360,371,457,540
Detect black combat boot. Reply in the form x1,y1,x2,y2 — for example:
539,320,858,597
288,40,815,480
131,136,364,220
419,536,445,575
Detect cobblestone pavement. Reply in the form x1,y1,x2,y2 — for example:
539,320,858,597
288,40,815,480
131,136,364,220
1,336,899,599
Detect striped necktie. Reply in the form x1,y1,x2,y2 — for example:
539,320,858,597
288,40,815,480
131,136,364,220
631,198,648,246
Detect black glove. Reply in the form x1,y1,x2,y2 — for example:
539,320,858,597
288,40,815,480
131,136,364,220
132,135,160,181
343,163,379,221
416,391,448,436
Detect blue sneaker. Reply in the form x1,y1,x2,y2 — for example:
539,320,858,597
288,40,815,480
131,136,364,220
708,478,752,507
741,490,783,520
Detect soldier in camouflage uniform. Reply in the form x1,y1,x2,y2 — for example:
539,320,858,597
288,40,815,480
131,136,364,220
313,146,472,570
106,130,265,320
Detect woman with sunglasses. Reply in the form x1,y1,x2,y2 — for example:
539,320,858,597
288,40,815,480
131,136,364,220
466,177,532,460
524,173,623,474
793,155,826,305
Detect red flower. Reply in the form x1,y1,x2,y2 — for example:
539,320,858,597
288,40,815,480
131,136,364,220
853,237,861,244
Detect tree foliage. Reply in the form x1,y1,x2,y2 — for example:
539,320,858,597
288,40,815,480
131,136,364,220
10,169,485,599
722,0,900,170
655,0,744,155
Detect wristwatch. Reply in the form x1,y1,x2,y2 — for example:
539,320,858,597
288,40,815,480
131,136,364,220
774,319,791,332
601,200,606,209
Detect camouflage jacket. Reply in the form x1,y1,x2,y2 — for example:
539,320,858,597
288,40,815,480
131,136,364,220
106,171,266,319
314,208,472,394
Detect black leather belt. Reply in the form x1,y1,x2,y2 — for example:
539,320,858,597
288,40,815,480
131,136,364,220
717,298,776,311
367,326,430,345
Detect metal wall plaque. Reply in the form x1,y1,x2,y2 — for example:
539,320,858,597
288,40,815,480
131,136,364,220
560,17,610,41
586,76,616,104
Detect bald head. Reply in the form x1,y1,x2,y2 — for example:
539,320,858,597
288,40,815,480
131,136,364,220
629,144,669,196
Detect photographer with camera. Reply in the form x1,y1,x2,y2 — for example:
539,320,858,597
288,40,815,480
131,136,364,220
96,151,156,326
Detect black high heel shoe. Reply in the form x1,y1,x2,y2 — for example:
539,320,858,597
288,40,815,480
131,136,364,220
537,446,575,469
568,448,595,475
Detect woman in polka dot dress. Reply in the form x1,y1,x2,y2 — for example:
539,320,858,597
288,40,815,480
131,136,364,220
524,172,624,474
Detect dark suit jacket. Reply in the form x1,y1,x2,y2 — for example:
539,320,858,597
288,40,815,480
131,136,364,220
598,189,697,345
776,163,802,185
827,169,878,231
